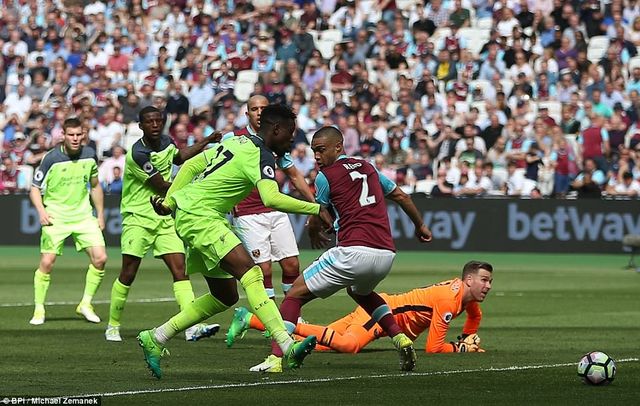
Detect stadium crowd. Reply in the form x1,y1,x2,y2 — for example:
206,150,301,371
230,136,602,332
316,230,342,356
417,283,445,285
1,0,640,198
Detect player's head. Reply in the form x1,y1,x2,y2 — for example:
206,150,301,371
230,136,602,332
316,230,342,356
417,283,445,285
138,106,164,140
311,126,344,168
461,260,493,302
62,117,84,154
246,95,269,131
260,104,297,156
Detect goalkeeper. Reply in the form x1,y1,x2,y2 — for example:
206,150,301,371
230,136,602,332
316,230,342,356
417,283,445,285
227,260,493,353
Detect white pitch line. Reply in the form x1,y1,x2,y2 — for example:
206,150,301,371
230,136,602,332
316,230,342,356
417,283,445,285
0,297,178,308
0,290,359,308
72,358,640,399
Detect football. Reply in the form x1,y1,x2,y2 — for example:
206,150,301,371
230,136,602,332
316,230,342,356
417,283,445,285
577,351,616,385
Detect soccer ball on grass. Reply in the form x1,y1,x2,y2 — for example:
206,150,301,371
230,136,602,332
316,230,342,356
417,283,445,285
577,351,616,385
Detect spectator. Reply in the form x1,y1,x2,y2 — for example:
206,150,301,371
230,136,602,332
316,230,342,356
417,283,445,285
104,166,123,194
0,156,22,193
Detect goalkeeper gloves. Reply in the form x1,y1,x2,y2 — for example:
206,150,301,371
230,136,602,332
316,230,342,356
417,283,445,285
451,333,485,353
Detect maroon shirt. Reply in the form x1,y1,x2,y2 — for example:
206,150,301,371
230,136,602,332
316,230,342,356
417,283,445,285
581,126,604,159
317,157,395,252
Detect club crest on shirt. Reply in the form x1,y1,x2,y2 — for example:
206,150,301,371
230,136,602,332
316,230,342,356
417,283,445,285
143,161,154,173
443,312,453,323
251,249,261,258
263,166,275,178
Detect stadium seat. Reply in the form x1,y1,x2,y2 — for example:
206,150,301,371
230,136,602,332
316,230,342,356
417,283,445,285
317,39,337,59
414,179,436,195
233,81,254,102
629,55,640,71
123,122,144,152
321,29,343,43
587,36,609,63
236,70,260,85
476,17,493,29
395,0,416,11
321,89,335,109
588,35,609,49
499,79,514,96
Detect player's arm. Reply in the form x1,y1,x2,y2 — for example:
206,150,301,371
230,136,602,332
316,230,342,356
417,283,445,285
89,176,105,230
30,153,54,226
282,164,315,203
461,301,482,336
29,186,52,226
382,174,432,243
425,303,457,353
256,179,320,215
174,131,222,164
162,152,208,211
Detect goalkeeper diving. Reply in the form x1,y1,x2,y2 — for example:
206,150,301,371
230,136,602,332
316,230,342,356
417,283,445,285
227,260,493,353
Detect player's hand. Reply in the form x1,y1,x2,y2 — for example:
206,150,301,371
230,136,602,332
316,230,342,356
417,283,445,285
39,211,53,226
317,206,334,230
150,195,173,216
452,333,485,353
308,215,332,249
415,224,432,243
97,215,105,230
206,131,223,144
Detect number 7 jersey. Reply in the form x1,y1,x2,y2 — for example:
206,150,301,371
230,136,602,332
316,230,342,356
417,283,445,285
171,135,278,216
315,155,396,251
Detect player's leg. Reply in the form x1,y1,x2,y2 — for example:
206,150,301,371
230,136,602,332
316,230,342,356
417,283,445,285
296,312,374,354
161,251,220,342
346,248,416,371
31,221,68,325
76,245,107,323
30,253,57,325
74,217,107,323
106,223,154,341
105,254,142,341
270,212,300,297
234,214,275,298
137,246,233,379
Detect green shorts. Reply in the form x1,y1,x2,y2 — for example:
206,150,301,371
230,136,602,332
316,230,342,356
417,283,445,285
121,218,185,258
40,216,105,255
174,209,239,279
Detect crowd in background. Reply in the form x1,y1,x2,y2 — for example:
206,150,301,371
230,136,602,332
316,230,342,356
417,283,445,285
1,0,640,199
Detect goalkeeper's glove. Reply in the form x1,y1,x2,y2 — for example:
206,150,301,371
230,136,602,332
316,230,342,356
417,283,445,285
451,333,485,352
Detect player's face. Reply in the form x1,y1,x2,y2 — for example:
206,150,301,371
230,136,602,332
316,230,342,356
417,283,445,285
63,126,84,153
466,269,493,302
311,136,341,168
246,98,268,131
139,111,164,140
269,120,296,156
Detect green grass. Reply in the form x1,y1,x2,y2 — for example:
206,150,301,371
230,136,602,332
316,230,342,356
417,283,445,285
1,247,639,404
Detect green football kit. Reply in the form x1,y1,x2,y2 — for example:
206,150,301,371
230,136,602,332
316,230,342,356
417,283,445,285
32,145,104,254
120,135,184,258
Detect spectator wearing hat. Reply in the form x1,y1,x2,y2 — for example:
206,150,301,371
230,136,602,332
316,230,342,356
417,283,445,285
252,43,276,73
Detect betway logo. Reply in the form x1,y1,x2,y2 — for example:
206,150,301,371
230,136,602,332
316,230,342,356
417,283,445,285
289,207,475,249
387,205,474,249
508,203,640,241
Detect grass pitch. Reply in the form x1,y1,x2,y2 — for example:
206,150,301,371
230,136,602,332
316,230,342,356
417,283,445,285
0,246,639,405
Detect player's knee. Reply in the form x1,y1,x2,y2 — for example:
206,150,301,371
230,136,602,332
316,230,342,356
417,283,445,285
39,256,56,272
215,290,239,307
93,253,107,269
280,257,300,275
